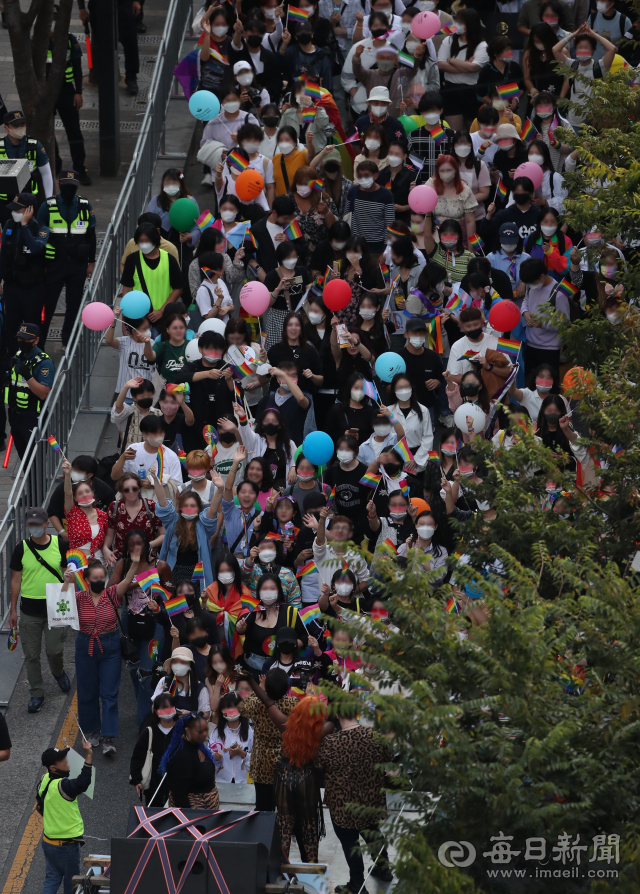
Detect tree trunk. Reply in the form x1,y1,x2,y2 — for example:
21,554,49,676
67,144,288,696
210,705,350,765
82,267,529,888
4,0,74,163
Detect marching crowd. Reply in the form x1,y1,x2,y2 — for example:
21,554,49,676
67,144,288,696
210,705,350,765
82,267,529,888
9,0,639,891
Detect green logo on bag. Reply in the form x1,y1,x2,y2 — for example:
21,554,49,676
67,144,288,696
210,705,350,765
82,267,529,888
57,599,70,613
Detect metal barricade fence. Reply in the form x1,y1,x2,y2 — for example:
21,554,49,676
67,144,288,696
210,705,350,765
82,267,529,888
0,0,193,621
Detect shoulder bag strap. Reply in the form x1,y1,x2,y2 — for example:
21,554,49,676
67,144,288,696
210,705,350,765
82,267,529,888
134,253,150,296
280,153,291,193
25,538,63,583
141,497,158,539
229,511,257,554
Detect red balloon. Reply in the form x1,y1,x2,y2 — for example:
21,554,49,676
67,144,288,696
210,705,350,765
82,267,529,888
488,300,521,332
323,278,352,311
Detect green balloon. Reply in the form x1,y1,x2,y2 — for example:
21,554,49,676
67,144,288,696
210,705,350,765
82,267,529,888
398,115,419,135
294,444,326,477
168,197,199,233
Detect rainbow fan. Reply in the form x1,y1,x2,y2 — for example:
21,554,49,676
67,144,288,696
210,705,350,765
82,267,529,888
66,548,88,570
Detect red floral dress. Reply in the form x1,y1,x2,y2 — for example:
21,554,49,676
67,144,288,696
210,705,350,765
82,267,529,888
107,499,161,558
66,505,109,557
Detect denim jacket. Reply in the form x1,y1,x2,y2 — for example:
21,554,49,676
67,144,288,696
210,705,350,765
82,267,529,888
156,500,218,588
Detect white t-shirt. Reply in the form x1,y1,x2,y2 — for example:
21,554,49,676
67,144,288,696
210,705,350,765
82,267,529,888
438,37,488,85
196,279,234,323
458,160,491,219
216,168,269,211
114,335,155,395
447,332,498,376
266,219,284,248
517,387,571,422
259,132,278,159
122,442,183,484
248,153,275,184
471,130,498,165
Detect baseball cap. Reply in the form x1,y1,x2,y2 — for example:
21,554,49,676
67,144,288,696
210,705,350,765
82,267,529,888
59,170,80,185
17,322,40,340
276,626,297,645
7,192,37,211
233,61,252,75
4,110,26,127
26,507,49,525
499,223,518,242
406,317,428,332
41,746,69,768
495,123,520,142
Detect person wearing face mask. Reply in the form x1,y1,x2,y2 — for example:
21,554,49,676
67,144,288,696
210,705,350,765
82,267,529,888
243,531,302,605
354,85,407,149
367,490,418,560
103,473,163,564
194,251,235,325
588,0,631,61
8,506,71,714
120,223,183,328
348,159,397,256
106,307,156,407
175,332,234,450
520,257,570,382
3,322,53,459
405,91,453,174
308,148,353,221
314,506,371,592
477,37,524,111
487,223,531,309
341,11,405,117
446,306,501,382
236,573,308,671
155,388,194,454
353,122,390,187
279,87,331,157
130,694,177,806
256,363,312,447
353,43,435,123
271,125,315,198
178,449,215,506
0,111,53,224
357,405,406,464
63,458,109,563
324,373,375,446
355,293,396,358
488,175,542,243
554,28,616,129
318,568,367,618
63,553,141,754
308,219,351,282
524,207,572,278
232,122,277,209
148,167,201,256
388,372,434,470
529,91,573,171
258,103,281,159
522,23,568,108
37,171,97,348
509,361,570,419
285,165,336,258
199,7,233,93
114,416,183,503
536,394,581,469
489,123,529,194
111,377,162,451
203,553,253,661
231,59,271,115
517,0,575,39
229,18,285,102
449,134,492,231
209,692,253,783
436,9,488,131
262,624,312,683
48,456,115,540
215,145,271,216
425,154,479,247
278,16,334,91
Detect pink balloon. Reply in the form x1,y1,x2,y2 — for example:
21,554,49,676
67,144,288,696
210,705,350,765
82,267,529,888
408,184,438,215
514,161,544,191
239,281,271,317
411,11,441,40
81,302,115,331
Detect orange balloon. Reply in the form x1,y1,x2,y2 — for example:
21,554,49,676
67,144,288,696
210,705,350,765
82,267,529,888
411,497,430,516
236,169,264,201
562,366,595,399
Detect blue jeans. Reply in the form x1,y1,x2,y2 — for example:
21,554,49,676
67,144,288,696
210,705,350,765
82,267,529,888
121,613,165,726
75,630,122,738
42,841,80,894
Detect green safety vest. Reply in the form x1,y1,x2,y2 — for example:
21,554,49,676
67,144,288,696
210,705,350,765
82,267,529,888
17,536,62,600
132,249,172,311
38,773,84,840
46,37,74,84
44,196,91,261
5,349,52,413
0,136,40,200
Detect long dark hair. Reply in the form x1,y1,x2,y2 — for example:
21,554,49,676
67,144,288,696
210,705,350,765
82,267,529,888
215,551,243,591
280,311,308,349
525,207,567,255
255,408,293,461
256,572,286,614
390,371,424,421
452,130,481,176
195,226,226,258
156,168,189,213
243,456,274,493
122,529,152,576
340,236,377,282
438,219,465,256
536,394,570,451
158,713,215,776
451,8,484,59
215,692,250,742
460,369,491,414
415,510,446,558
527,23,557,74
205,642,235,687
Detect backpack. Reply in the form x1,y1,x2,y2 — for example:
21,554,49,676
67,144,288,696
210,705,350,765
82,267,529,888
569,58,603,96
36,777,56,816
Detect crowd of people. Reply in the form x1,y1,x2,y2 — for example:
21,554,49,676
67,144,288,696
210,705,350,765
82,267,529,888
11,0,639,891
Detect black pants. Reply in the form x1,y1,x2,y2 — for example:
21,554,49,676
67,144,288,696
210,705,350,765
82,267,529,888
118,0,139,78
254,782,275,811
42,259,88,347
55,87,86,174
331,819,388,892
8,408,39,459
523,344,561,391
3,281,45,355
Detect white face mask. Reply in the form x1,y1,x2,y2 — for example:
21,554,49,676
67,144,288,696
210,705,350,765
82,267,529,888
331,241,346,250
401,22,412,33
11,211,24,222
242,142,259,154
420,0,435,8
534,41,545,51
596,0,608,10
308,311,325,325
424,112,441,125
335,583,353,597
188,472,206,481
259,549,277,563
146,435,164,447
359,308,376,319
492,99,507,111
439,169,455,182
529,281,544,291
373,424,391,437
476,499,491,512
455,22,465,33
9,126,26,139
172,662,191,677
417,524,435,539
359,176,374,189
347,252,362,263
351,388,364,401
337,450,354,463
365,139,381,151
139,241,154,254
455,145,472,157
409,337,425,348
260,588,279,604
296,185,312,197
218,572,235,585
278,141,294,155
501,242,517,253
606,313,619,323
541,224,557,237
529,154,544,166
221,210,237,222
212,662,227,673
70,471,87,484
405,40,420,54
212,25,229,36
237,73,254,85
388,155,403,168
282,257,298,269
164,184,180,196
435,281,445,293
370,105,388,117
396,387,412,400
223,102,241,114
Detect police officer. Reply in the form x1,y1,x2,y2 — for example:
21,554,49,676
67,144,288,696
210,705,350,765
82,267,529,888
38,170,97,348
48,5,91,185
0,193,51,353
5,323,55,459
0,111,54,223
39,741,93,892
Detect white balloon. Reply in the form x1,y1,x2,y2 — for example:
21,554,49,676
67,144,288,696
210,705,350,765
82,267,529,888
198,318,226,336
453,403,486,435
185,338,202,362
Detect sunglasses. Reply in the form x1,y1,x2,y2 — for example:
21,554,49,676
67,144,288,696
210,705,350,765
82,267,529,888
122,487,140,494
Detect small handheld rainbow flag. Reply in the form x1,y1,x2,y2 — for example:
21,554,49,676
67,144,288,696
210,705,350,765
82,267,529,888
398,478,409,497
428,450,440,464
497,82,520,99
360,471,382,490
166,382,190,395
304,81,322,99
152,583,172,602
379,264,390,287
177,449,187,467
135,568,160,591
241,593,260,612
322,264,333,287
203,425,217,446
264,531,282,541
469,232,485,254
196,210,214,231
299,603,322,624
284,219,303,241
391,273,401,293
326,486,336,511
309,178,323,193
168,675,179,696
445,596,460,614
380,537,397,555
496,175,508,202
429,125,447,145
302,106,317,123
154,448,164,483
234,381,243,404
287,4,310,22
228,149,249,172
395,437,414,464
245,228,258,249
556,278,579,299
296,560,318,579
209,48,228,65
192,562,204,583
165,594,189,616
47,435,61,452
66,548,88,570
520,118,537,143
437,23,457,34
496,337,522,359
398,50,415,68
7,627,18,651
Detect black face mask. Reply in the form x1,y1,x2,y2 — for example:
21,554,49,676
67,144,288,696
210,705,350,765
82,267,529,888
383,462,401,476
545,413,561,424
136,397,153,409
90,580,105,594
324,163,339,174
298,30,313,43
60,185,77,204
263,422,279,436
371,27,388,38
263,115,280,127
219,432,236,445
464,327,484,341
51,768,70,778
190,635,208,648
513,193,530,205
279,643,295,655
462,382,480,397
247,34,262,47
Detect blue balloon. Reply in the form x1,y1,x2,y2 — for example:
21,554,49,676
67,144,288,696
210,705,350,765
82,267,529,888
375,352,406,383
120,290,151,319
188,90,221,122
302,431,334,467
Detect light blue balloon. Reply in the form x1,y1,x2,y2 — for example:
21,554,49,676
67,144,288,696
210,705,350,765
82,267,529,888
302,431,334,467
120,290,151,319
375,352,406,383
188,90,221,121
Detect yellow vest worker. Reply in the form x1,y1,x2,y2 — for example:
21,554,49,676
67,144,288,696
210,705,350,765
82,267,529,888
120,223,183,325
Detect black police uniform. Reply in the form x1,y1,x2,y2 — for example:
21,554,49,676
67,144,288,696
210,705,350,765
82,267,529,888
5,328,55,459
46,33,88,179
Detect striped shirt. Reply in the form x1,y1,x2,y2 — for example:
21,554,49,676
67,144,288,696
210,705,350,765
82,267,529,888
429,245,476,284
348,185,396,248
76,584,122,655
406,122,454,179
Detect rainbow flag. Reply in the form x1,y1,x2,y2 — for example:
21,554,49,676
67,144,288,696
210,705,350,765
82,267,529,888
437,23,457,34
461,349,479,360
196,209,214,231
7,627,17,651
556,278,579,299
497,82,520,99
445,596,460,614
496,337,522,359
380,537,397,555
387,225,405,238
166,382,189,395
165,594,189,616
304,81,322,99
391,273,401,293
155,448,164,483
302,106,316,123
209,48,228,65
428,450,440,464
192,562,204,582
66,548,87,570
135,568,160,591
234,381,243,404
398,50,415,68
429,315,444,355
47,435,61,452
363,379,379,402
520,117,537,143
228,149,249,172
74,570,88,592
241,594,260,613
612,445,624,456
296,561,318,579
395,437,414,464
168,675,179,697
284,219,303,241
469,232,485,253
326,486,336,511
496,176,508,201
429,125,447,145
299,603,321,624
245,227,258,249
323,264,333,286
230,358,254,379
379,264,390,287
360,471,382,489
288,4,310,22
152,583,172,601
264,531,282,541
309,178,323,193
177,449,187,467
203,425,217,446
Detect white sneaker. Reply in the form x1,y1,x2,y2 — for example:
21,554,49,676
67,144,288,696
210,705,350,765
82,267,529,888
201,172,213,187
439,414,455,428
86,733,100,747
102,737,116,755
